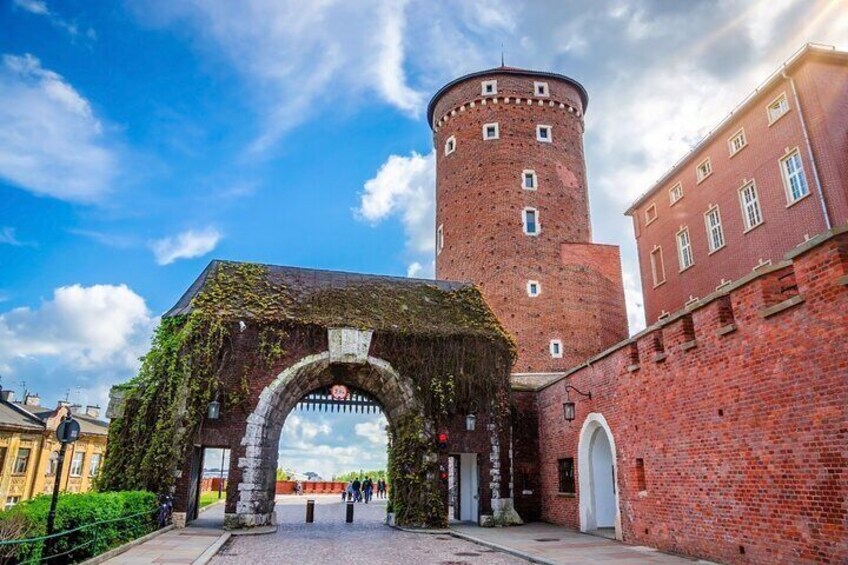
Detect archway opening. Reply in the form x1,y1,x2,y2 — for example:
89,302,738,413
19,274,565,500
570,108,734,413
589,428,616,531
577,413,621,540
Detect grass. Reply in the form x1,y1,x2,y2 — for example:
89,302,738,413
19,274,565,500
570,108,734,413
199,491,223,509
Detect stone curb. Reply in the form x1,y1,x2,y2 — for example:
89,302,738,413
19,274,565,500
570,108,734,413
192,532,232,565
447,529,557,565
79,524,175,565
229,524,278,536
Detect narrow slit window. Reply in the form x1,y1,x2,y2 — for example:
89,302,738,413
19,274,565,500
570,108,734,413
677,227,694,271
739,181,763,231
522,170,537,190
705,206,725,253
523,208,539,235
650,246,665,287
437,224,444,255
444,135,456,156
558,458,575,494
635,458,647,491
527,280,540,297
550,339,563,358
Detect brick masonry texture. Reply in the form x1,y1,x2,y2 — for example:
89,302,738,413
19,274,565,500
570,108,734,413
630,48,848,324
531,227,848,565
432,70,628,372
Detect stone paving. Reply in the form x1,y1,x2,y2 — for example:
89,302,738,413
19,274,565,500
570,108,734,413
210,495,527,565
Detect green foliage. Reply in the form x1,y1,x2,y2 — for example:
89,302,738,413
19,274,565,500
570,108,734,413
0,491,157,563
332,469,387,483
387,416,444,528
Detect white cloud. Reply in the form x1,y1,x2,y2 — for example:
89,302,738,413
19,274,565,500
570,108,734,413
150,227,222,265
13,0,48,15
13,0,96,39
0,54,115,202
355,415,388,445
0,227,25,246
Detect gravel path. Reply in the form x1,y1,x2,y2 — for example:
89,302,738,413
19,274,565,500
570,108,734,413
211,495,528,565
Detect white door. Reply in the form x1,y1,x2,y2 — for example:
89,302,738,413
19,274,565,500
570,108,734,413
591,428,616,528
459,453,479,522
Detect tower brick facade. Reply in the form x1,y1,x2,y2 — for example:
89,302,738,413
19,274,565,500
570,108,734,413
429,68,628,372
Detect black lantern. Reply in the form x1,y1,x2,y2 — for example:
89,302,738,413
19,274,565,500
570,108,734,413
207,399,221,420
562,385,591,422
465,413,477,431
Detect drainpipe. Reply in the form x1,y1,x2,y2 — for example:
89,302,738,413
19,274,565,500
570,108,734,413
783,70,831,230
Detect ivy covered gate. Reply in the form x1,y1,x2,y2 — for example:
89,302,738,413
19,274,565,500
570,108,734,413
99,261,523,529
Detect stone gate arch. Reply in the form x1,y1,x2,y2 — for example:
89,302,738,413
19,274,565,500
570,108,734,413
228,328,418,528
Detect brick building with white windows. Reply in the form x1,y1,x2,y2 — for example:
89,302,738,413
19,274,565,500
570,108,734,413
626,44,848,324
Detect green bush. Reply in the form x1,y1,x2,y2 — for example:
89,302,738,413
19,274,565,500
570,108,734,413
0,490,157,564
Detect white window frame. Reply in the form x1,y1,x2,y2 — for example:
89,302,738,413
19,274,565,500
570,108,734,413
70,451,84,477
527,280,540,297
650,246,666,287
644,203,657,225
12,448,30,475
780,149,810,205
483,122,500,140
444,135,456,156
481,80,498,96
704,205,725,254
436,224,444,255
767,92,790,125
669,182,684,206
549,339,563,358
534,81,550,97
522,170,537,191
536,125,552,143
522,207,540,236
676,227,694,271
728,128,747,156
738,180,764,232
89,453,102,477
696,157,712,184
5,496,20,510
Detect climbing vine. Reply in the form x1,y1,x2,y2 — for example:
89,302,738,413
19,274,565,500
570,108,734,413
386,415,444,528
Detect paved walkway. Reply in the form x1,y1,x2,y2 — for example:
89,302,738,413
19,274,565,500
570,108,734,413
451,522,711,565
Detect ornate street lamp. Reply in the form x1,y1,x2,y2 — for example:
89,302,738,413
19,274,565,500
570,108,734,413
562,385,592,423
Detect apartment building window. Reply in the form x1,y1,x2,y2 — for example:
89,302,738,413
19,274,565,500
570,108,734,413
728,128,747,156
536,125,552,143
481,80,497,95
558,458,575,494
0,447,6,474
522,170,537,190
550,339,563,358
767,92,790,124
677,227,694,271
5,497,20,510
650,246,666,287
89,453,102,477
523,208,539,235
534,81,550,97
644,203,657,225
483,122,499,140
47,450,59,475
444,135,456,156
669,183,683,205
739,181,763,231
781,150,809,204
12,448,30,475
704,206,725,253
437,224,444,255
70,452,85,477
696,157,712,183
527,280,540,297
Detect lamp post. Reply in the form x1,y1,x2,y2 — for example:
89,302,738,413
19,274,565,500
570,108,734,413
562,385,592,423
47,412,80,535
465,413,477,431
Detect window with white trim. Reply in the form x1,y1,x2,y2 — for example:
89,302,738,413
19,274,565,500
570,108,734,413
549,340,563,358
650,246,666,287
4,497,20,510
527,280,540,297
767,92,789,123
481,80,497,96
696,158,712,183
70,452,84,477
739,181,763,231
728,128,747,156
89,453,102,477
781,150,809,203
522,170,537,190
523,208,539,235
534,82,549,97
437,224,444,255
704,206,725,253
644,203,657,225
483,122,499,140
12,448,30,475
536,125,552,143
676,227,694,270
444,136,456,156
669,182,683,205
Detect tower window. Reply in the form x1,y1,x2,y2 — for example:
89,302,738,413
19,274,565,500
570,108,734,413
523,208,539,235
536,125,552,143
527,280,540,297
437,224,444,255
534,82,550,97
550,339,563,358
481,80,497,96
483,123,500,140
522,170,537,190
444,136,456,156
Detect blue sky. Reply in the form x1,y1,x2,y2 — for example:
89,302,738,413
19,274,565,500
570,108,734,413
1,0,845,476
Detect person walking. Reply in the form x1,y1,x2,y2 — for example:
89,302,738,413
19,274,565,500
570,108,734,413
345,480,353,502
377,479,386,499
352,477,362,503
363,477,373,504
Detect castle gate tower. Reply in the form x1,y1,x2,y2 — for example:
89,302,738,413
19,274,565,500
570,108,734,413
429,67,628,373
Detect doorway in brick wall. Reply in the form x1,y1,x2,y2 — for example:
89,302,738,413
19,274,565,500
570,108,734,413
577,413,621,540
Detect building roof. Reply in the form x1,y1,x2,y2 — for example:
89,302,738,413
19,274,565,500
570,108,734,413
624,43,848,216
5,402,110,436
0,396,45,432
426,65,590,129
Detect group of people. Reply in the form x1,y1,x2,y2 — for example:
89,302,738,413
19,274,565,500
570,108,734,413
343,477,388,503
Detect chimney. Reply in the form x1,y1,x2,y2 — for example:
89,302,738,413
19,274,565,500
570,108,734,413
0,390,15,402
24,394,40,407
85,405,100,419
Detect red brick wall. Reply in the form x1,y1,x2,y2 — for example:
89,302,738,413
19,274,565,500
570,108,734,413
535,228,848,564
432,70,627,371
631,51,848,324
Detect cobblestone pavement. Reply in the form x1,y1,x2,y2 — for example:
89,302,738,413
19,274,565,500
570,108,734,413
210,495,528,565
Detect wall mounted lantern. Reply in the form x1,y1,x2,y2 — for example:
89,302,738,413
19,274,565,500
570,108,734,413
207,396,221,420
562,385,592,422
466,413,477,431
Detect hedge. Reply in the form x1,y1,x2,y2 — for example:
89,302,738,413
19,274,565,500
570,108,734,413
0,491,158,564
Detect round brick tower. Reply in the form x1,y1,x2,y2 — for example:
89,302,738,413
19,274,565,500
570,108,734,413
429,67,627,373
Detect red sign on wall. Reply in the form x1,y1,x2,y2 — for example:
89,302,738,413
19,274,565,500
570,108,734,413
330,384,349,401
